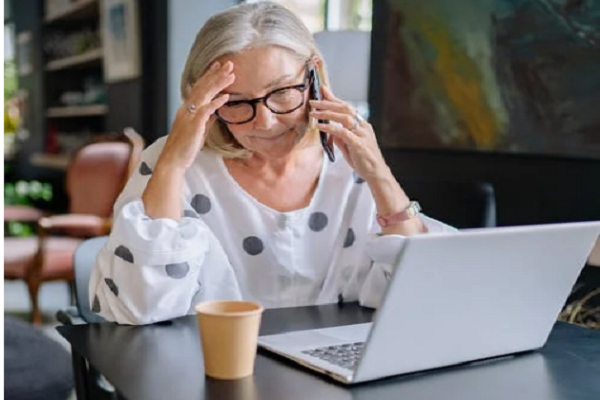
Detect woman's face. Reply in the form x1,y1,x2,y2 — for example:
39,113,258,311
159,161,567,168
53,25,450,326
218,46,313,159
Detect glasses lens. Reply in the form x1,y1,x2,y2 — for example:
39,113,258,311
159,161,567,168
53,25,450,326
217,102,254,123
266,87,305,113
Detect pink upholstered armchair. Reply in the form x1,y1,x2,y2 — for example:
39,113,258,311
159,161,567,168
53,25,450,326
4,128,144,324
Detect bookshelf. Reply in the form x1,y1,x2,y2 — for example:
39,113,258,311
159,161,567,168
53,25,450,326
45,47,103,71
44,0,99,24
38,0,107,163
46,104,108,118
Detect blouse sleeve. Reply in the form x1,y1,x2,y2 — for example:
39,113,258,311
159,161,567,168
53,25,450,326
89,141,241,325
358,215,457,308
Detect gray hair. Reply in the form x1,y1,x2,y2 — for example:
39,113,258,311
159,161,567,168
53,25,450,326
180,1,328,159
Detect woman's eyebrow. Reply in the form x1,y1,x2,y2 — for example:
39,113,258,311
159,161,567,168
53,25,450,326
264,73,295,89
224,73,295,96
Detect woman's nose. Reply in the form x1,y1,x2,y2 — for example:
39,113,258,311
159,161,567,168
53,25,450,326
253,102,277,130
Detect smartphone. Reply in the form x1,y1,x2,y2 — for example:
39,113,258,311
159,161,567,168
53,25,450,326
308,66,335,162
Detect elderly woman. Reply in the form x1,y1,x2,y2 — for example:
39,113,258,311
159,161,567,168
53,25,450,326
90,1,453,325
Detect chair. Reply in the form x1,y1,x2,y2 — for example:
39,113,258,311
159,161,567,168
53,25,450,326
56,236,117,400
4,128,144,324
56,236,108,325
399,180,497,229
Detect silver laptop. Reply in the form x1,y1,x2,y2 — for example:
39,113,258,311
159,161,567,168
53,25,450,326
258,221,600,384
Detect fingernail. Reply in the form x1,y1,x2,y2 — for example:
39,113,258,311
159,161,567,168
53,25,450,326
211,62,220,70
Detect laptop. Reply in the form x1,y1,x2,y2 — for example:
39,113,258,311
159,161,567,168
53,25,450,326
258,221,600,384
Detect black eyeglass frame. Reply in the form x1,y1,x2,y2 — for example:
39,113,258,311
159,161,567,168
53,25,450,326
214,66,310,125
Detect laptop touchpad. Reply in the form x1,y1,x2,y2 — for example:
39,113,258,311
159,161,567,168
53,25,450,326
259,323,372,351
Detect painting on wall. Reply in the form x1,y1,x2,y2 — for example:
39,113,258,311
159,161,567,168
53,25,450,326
377,0,600,159
102,0,141,83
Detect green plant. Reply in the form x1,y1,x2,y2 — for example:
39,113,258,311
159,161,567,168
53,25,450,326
4,59,18,101
4,180,53,237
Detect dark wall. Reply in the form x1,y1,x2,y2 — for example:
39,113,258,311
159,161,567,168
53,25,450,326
139,0,169,144
371,0,600,227
108,0,168,144
382,148,600,226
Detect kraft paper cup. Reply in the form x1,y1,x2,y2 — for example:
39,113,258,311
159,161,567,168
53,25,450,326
195,300,264,380
205,375,257,400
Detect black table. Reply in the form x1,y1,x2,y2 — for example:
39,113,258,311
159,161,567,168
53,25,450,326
57,303,600,400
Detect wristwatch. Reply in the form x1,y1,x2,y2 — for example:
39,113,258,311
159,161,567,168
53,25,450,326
376,201,422,228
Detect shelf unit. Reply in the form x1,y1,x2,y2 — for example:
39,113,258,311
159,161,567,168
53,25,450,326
44,0,99,24
41,0,107,164
29,152,71,170
46,47,103,71
46,104,108,118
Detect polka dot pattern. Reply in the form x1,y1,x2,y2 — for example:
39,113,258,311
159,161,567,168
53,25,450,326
191,194,212,215
243,236,264,256
139,162,153,176
353,172,365,184
114,245,134,263
166,262,190,279
308,212,328,232
343,228,355,248
92,296,101,313
104,278,119,296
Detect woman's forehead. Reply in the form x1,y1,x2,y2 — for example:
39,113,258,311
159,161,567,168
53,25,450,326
220,47,304,92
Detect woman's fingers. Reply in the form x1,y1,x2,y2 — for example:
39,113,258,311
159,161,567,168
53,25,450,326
311,110,360,133
186,61,235,113
316,122,361,147
198,61,236,105
309,98,353,115
192,93,230,124
189,61,226,94
321,85,338,100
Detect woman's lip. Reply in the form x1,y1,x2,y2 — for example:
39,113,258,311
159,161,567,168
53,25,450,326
254,129,292,141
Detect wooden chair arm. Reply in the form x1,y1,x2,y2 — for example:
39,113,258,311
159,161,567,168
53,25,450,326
38,214,112,237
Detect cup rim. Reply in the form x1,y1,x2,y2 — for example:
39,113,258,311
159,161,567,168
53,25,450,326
195,300,264,317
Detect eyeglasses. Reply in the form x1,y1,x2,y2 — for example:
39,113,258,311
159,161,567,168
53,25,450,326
215,68,309,124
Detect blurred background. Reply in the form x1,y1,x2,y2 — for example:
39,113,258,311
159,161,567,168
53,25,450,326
3,1,600,396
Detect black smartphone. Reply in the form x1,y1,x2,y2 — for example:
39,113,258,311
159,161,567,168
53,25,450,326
308,66,335,162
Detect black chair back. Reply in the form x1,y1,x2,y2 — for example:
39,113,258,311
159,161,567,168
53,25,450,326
400,180,497,229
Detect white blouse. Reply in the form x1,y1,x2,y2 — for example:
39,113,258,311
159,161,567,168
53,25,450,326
89,137,455,324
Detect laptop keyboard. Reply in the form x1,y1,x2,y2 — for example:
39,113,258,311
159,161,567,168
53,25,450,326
301,342,364,370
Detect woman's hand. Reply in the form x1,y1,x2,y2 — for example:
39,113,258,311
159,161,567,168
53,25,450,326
309,85,388,183
309,86,425,235
142,61,234,220
157,61,235,173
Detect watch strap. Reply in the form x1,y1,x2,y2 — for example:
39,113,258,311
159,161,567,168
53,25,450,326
376,201,422,228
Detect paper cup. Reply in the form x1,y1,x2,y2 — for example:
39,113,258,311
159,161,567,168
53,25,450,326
195,300,264,379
